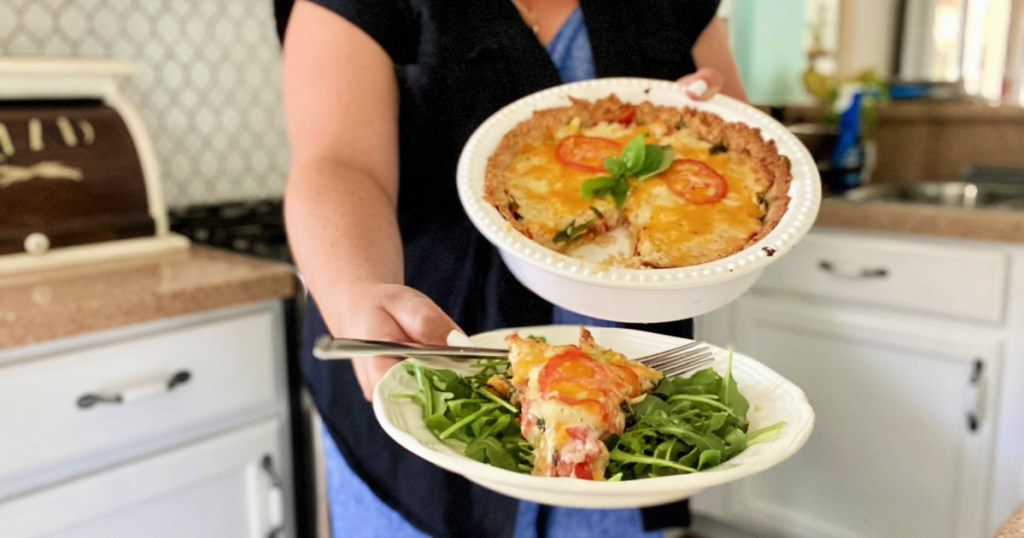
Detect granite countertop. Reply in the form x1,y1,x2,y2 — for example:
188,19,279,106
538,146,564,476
0,245,297,350
995,505,1024,537
816,198,1024,243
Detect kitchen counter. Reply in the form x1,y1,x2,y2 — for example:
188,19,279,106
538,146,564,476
0,245,296,350
816,198,1024,243
995,505,1024,538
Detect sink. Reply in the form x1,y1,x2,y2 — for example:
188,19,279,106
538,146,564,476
839,181,1024,210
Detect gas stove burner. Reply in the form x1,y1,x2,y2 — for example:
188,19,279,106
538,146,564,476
169,199,291,263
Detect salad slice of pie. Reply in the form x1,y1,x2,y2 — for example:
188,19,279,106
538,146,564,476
505,328,662,479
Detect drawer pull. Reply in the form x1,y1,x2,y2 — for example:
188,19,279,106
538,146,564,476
818,260,888,279
76,370,192,410
262,455,286,537
965,359,986,432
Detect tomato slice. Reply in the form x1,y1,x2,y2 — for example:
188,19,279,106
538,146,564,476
663,159,728,204
572,462,595,480
537,349,617,426
537,349,604,397
616,105,637,125
611,363,640,394
555,135,622,173
561,426,599,479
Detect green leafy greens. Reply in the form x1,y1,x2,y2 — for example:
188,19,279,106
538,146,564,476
399,360,533,473
580,134,673,208
400,350,785,480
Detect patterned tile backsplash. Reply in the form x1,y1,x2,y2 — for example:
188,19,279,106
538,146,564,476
0,0,290,207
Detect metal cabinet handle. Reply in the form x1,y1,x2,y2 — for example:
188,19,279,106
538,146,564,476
965,359,986,432
818,260,889,279
76,370,191,409
262,455,286,538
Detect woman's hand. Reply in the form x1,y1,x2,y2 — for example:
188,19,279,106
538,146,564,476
677,68,726,100
683,17,749,102
325,283,462,401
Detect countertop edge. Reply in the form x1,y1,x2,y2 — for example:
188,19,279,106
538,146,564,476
0,246,298,351
816,199,1024,244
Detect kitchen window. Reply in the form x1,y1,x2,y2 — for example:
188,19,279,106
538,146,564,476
900,0,1024,104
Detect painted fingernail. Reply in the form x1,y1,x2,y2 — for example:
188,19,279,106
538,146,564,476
446,330,473,346
688,79,708,97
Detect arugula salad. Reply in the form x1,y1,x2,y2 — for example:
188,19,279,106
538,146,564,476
398,349,785,481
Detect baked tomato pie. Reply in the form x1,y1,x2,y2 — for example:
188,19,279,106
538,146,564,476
504,328,661,479
484,95,792,267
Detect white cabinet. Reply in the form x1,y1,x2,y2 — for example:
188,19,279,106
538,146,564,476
0,301,295,538
694,229,1024,538
0,421,286,538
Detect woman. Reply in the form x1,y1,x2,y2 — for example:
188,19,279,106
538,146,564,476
281,1,746,535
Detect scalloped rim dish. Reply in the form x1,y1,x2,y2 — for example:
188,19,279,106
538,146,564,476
457,77,822,290
373,325,816,508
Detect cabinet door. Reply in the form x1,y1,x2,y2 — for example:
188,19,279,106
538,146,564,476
695,296,1000,538
0,420,288,538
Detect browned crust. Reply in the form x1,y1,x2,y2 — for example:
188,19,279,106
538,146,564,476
483,95,793,267
484,97,628,250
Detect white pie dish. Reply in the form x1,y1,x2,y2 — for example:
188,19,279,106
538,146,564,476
456,77,822,322
372,325,815,508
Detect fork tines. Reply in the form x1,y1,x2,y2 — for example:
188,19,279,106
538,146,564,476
638,341,715,377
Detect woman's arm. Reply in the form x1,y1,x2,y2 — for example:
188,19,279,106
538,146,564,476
679,17,749,102
282,0,460,400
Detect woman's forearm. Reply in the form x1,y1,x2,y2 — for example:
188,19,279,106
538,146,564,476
284,157,404,316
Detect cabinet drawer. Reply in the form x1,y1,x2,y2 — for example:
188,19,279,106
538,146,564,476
0,307,281,490
0,420,285,538
756,232,1008,322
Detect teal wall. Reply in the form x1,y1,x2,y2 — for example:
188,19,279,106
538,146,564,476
729,0,809,105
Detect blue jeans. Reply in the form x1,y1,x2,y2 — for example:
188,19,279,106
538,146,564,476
322,417,660,537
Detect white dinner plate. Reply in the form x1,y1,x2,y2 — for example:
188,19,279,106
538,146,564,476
373,325,815,508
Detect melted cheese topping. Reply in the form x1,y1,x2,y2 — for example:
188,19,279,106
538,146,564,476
499,117,769,266
506,331,662,479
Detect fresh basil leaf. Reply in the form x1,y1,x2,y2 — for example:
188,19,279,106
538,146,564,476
581,176,617,198
637,144,674,181
620,134,647,172
604,156,627,177
611,179,631,208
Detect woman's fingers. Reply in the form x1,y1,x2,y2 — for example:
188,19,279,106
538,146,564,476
351,356,402,401
331,284,464,401
677,68,725,100
383,289,462,347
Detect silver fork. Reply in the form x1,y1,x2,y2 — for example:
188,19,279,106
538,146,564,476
313,335,715,377
636,340,715,377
